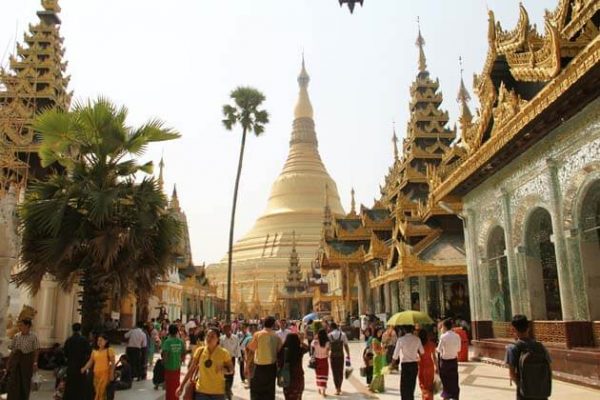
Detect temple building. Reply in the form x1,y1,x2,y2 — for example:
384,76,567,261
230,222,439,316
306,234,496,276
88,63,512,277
0,1,222,348
0,0,77,349
207,58,345,315
317,25,469,323
429,1,600,387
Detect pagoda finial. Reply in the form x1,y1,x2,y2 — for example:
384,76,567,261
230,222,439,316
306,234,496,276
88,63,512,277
42,0,61,12
392,122,399,161
158,155,165,192
291,231,297,251
170,184,180,210
457,56,473,126
294,54,314,119
416,17,427,73
350,188,356,214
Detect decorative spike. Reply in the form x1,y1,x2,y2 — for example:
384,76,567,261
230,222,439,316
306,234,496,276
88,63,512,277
158,155,165,192
457,56,473,125
351,188,356,214
416,17,427,73
295,54,313,119
392,122,399,161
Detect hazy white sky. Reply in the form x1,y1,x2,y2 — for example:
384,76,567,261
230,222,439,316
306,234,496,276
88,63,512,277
1,0,556,264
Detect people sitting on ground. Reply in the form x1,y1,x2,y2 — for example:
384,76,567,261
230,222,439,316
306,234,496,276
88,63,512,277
113,354,134,391
39,343,65,370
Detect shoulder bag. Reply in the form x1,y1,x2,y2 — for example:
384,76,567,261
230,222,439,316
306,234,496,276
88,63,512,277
183,348,204,400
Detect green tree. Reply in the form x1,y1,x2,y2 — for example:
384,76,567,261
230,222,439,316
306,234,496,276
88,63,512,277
222,87,269,321
13,97,181,334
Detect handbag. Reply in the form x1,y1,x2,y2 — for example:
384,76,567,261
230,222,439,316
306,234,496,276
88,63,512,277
308,356,316,370
359,366,367,377
432,373,442,394
183,348,203,400
276,348,291,388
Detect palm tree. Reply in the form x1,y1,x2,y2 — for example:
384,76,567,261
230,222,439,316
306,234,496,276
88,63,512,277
13,97,181,334
222,87,269,321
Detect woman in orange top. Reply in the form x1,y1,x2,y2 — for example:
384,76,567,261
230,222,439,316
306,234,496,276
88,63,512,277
417,329,438,400
81,333,115,400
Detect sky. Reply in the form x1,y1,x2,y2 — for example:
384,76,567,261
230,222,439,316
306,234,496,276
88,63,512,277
1,0,557,264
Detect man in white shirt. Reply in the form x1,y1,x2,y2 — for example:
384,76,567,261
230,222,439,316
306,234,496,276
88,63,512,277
124,321,147,380
220,324,241,400
184,318,197,335
276,319,291,343
392,325,424,400
437,319,462,400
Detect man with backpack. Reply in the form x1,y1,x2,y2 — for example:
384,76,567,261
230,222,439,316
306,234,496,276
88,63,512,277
328,322,351,395
505,315,552,400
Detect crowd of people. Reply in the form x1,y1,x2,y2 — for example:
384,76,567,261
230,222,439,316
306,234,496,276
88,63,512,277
1,312,551,400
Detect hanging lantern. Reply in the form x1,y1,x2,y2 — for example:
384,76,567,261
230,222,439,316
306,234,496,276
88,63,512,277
339,0,364,14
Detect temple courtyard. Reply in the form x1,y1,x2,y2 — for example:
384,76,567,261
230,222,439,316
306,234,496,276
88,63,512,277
26,341,599,400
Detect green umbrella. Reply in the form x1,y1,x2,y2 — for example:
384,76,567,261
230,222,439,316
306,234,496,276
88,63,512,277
387,310,434,326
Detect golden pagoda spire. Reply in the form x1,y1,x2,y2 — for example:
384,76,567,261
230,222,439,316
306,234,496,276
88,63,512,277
392,123,399,161
457,56,473,125
294,54,314,119
350,188,357,215
416,17,427,73
158,156,165,192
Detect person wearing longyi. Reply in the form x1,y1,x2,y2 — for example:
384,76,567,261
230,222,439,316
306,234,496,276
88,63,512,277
392,325,424,400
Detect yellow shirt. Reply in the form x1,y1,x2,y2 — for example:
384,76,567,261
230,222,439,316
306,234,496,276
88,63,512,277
193,346,231,395
92,348,115,374
248,330,281,365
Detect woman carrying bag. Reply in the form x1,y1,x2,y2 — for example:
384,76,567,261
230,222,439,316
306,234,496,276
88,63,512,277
418,329,438,400
177,328,234,400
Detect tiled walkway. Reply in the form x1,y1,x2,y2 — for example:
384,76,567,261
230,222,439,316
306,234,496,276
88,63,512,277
24,342,599,399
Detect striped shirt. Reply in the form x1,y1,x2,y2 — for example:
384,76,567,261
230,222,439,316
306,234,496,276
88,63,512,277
10,332,40,354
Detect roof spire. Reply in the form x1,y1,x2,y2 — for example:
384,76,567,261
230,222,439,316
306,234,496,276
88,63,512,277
416,17,427,73
158,155,165,192
392,122,399,161
457,56,473,126
170,184,180,210
350,188,356,214
294,54,314,119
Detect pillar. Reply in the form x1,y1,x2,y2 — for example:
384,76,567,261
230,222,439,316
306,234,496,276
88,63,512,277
418,276,428,314
437,276,445,318
357,267,366,316
545,159,577,320
464,209,485,321
0,256,16,353
54,287,77,344
383,282,392,314
564,226,592,320
400,279,411,310
35,275,59,347
499,188,524,314
390,281,400,313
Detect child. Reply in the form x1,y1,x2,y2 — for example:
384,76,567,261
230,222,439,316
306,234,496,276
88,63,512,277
152,357,165,390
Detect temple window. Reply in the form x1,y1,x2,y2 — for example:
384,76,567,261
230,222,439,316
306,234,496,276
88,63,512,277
487,226,512,321
578,180,600,320
525,208,562,320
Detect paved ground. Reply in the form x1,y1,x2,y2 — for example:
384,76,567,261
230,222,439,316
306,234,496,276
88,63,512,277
25,342,599,400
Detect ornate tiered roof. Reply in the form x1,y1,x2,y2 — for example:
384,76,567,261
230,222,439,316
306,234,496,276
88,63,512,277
430,0,600,202
0,0,72,191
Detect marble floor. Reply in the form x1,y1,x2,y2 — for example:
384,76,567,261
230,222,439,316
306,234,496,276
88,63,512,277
23,341,599,400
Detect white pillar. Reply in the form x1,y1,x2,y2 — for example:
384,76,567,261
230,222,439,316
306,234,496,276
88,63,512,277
35,275,59,347
0,188,19,354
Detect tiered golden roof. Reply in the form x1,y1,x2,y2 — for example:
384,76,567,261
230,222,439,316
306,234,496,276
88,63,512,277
430,0,600,203
0,0,71,192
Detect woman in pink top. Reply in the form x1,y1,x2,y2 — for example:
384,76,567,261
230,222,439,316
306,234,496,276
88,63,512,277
311,329,330,397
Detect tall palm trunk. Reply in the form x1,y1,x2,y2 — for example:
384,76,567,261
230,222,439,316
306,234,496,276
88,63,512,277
80,267,108,335
227,126,248,322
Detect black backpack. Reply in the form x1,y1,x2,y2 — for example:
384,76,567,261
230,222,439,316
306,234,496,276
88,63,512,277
515,340,552,399
330,332,344,358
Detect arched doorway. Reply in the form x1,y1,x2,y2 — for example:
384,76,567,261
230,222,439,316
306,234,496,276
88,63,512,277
578,180,600,320
525,208,562,320
487,226,512,321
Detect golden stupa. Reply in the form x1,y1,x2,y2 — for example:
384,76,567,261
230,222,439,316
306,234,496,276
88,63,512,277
207,58,345,313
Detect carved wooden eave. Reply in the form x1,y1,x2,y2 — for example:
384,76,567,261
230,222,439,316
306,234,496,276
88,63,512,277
360,211,393,230
494,3,530,53
364,232,390,262
433,34,600,202
559,0,600,40
505,21,562,82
